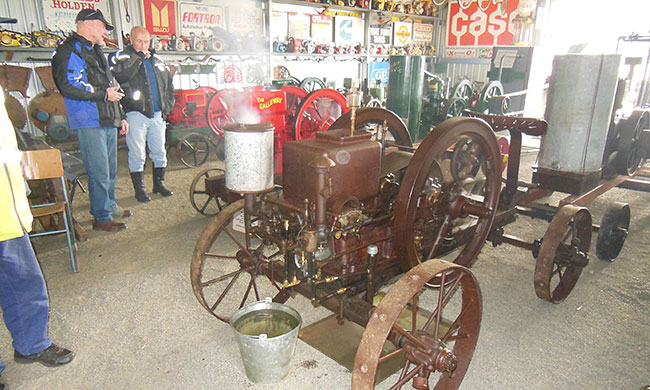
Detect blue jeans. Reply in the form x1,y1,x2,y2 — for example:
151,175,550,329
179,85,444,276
76,126,118,223
0,234,52,374
125,111,167,172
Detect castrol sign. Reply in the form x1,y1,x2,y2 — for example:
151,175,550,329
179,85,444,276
179,2,224,36
446,0,520,49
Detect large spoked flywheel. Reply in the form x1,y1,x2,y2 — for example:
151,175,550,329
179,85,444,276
394,117,502,271
352,259,481,389
328,107,413,148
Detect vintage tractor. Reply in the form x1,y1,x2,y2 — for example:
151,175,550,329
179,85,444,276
190,106,504,388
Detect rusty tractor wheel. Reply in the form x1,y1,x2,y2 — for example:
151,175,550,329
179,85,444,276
189,167,229,216
329,107,413,148
352,259,481,390
596,202,630,262
177,132,210,168
280,85,308,122
394,117,502,272
190,199,288,322
534,205,592,303
293,88,349,140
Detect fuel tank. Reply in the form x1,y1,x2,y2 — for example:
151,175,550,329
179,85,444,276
282,128,381,208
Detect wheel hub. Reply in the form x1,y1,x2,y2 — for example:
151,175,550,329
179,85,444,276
401,330,458,374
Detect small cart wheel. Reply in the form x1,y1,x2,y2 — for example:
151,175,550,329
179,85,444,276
534,205,592,303
352,260,481,389
213,137,225,161
596,202,630,261
615,109,650,176
177,132,210,168
189,167,230,216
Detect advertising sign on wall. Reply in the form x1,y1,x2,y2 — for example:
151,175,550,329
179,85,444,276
311,14,332,43
42,0,111,32
369,26,391,45
228,5,263,36
334,16,363,44
179,2,223,36
143,0,177,36
412,23,433,44
368,61,389,85
446,0,520,57
393,21,412,47
288,12,311,40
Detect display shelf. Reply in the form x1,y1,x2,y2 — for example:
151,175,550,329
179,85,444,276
271,0,368,14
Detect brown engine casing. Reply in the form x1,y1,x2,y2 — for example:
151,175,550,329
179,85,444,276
282,128,381,209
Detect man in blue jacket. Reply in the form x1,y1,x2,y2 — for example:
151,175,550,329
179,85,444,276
110,26,175,202
52,9,131,232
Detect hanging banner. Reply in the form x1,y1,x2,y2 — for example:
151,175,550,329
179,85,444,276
446,0,520,52
311,14,332,43
228,5,263,36
142,0,177,36
412,23,433,44
178,2,223,36
393,21,412,47
41,0,111,32
334,16,363,44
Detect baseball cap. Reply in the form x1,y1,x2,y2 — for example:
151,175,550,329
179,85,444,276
75,9,114,31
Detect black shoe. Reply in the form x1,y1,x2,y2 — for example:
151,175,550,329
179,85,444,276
130,171,151,203
152,167,173,197
14,344,75,367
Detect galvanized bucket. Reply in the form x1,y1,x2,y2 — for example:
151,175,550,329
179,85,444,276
230,298,302,385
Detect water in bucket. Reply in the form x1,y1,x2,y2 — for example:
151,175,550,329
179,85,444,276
231,298,302,385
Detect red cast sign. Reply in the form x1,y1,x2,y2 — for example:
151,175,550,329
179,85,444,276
447,0,519,47
142,0,177,36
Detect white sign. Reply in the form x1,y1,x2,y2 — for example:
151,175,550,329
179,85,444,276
334,16,363,44
179,2,224,36
228,5,264,36
412,23,433,44
393,21,412,47
41,0,111,33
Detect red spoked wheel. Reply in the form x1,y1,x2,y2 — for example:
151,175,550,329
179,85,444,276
224,64,242,83
293,88,349,140
280,85,308,122
205,88,238,137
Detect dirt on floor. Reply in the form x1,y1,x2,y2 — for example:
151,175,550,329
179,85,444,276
0,148,648,390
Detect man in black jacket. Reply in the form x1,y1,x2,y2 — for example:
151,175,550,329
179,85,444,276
110,26,175,202
52,9,131,232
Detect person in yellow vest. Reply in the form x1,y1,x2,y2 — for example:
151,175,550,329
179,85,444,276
0,94,74,389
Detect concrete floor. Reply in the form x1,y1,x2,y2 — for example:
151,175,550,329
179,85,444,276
1,148,648,390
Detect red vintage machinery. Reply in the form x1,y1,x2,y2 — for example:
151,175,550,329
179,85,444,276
191,107,500,388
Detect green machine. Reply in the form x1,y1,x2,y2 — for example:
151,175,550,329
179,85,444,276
386,56,425,141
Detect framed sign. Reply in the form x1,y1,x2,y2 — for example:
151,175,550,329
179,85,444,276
334,16,363,44
228,5,263,36
446,0,520,57
288,12,311,40
369,26,391,45
142,0,177,36
41,0,111,32
412,23,433,44
311,14,332,43
393,21,412,47
179,2,224,36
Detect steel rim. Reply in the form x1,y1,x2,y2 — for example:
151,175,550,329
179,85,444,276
190,199,287,322
206,89,238,137
596,203,630,262
177,132,210,168
394,117,502,271
534,205,592,303
189,167,228,216
352,260,481,389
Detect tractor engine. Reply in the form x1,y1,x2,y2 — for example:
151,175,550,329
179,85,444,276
281,128,399,280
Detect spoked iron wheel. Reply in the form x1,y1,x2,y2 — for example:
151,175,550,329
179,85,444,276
280,85,308,122
206,89,237,137
442,97,468,121
177,132,210,168
293,88,349,140
190,199,287,322
352,260,481,390
450,79,473,102
299,77,326,93
476,81,504,114
394,117,502,271
615,109,649,176
328,107,413,148
596,202,630,261
189,168,230,216
534,205,592,303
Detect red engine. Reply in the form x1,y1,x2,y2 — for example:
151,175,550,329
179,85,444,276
166,86,216,128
